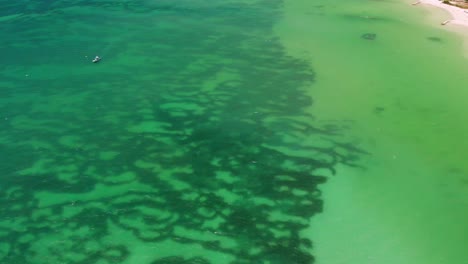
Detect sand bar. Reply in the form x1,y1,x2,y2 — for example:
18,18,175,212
418,0,468,27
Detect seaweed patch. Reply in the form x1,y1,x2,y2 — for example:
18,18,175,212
0,0,364,263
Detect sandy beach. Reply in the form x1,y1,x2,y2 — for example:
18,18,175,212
418,0,468,27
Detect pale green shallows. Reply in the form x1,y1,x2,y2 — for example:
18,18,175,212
277,0,468,263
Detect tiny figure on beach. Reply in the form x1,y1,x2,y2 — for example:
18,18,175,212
92,56,101,63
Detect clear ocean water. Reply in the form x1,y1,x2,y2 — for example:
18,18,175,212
1,0,468,263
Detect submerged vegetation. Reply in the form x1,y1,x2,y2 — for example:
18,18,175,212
0,0,363,263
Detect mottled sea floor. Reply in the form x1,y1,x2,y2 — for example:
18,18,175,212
0,1,361,263
2,0,468,264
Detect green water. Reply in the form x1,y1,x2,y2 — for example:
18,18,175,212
1,0,467,263
1,1,351,263
277,0,468,263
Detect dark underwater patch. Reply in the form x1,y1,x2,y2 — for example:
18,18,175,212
373,107,385,114
0,0,364,263
427,36,443,42
361,33,377,40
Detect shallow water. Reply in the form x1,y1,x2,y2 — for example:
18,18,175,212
1,0,468,263
277,0,468,263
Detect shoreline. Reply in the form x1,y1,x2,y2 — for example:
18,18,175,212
417,0,468,27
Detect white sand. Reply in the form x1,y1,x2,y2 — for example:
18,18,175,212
418,0,468,27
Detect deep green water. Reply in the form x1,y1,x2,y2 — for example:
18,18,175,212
0,1,362,263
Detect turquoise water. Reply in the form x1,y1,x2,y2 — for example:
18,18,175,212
0,1,361,263
2,0,468,263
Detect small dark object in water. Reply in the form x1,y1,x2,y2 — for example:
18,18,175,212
427,36,442,42
361,33,376,40
373,107,385,114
